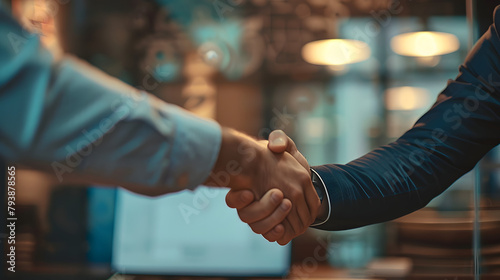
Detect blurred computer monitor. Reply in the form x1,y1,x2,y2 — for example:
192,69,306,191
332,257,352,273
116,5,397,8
112,187,291,276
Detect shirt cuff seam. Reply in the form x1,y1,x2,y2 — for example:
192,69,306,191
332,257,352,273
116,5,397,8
310,168,331,227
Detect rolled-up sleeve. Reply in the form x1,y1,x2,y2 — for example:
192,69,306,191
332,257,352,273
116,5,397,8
0,7,221,191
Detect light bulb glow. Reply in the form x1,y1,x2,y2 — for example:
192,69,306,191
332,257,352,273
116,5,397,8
302,39,371,66
385,87,429,111
391,31,460,57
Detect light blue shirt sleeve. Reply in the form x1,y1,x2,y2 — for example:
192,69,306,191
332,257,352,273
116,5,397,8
0,7,221,191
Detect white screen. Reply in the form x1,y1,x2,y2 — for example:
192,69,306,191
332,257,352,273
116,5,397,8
112,187,291,276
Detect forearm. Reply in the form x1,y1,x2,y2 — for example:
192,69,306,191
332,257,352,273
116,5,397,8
4,58,221,192
313,16,500,231
313,117,497,231
313,137,475,230
0,9,222,193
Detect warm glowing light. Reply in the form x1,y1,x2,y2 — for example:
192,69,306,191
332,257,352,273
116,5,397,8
302,39,371,66
391,31,459,57
385,87,429,111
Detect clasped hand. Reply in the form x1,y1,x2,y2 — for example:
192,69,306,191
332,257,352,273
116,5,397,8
222,130,319,245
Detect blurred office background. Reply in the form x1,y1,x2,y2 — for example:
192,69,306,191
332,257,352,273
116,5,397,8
2,0,500,279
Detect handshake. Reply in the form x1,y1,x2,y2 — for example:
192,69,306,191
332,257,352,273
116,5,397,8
204,128,323,246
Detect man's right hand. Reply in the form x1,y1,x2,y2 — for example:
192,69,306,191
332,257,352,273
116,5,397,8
224,130,318,245
205,128,320,245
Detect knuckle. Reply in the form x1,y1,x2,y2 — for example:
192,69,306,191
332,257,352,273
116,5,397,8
291,189,303,201
255,223,270,234
299,173,311,186
264,230,278,242
278,236,291,246
265,234,277,243
250,226,263,234
238,211,252,223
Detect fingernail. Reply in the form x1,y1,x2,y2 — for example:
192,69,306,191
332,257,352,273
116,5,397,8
271,192,281,203
270,137,286,146
281,201,291,211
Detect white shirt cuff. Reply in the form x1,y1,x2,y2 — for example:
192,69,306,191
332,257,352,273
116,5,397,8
310,168,331,227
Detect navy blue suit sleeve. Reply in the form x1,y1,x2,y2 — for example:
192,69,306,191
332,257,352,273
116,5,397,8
313,6,500,231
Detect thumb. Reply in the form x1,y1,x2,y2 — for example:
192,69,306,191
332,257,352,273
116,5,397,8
268,130,292,153
268,130,309,173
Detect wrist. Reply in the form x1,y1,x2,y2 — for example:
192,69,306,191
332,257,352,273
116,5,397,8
204,127,261,189
316,202,328,221
310,168,331,226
